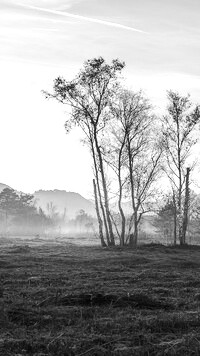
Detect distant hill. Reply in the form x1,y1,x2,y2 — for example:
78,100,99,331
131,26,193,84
0,183,12,192
34,190,95,219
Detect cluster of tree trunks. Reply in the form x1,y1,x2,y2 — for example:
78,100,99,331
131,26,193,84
45,58,200,247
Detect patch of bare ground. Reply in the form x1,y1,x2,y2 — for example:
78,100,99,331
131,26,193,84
1,239,200,355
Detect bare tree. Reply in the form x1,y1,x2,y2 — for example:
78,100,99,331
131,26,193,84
44,57,125,246
162,91,200,245
128,147,162,246
107,89,162,246
101,114,127,246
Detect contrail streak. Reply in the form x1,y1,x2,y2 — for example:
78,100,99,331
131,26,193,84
18,3,147,34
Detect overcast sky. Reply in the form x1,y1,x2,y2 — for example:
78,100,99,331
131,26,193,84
0,0,200,197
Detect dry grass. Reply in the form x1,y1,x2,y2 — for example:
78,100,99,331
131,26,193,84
1,237,200,355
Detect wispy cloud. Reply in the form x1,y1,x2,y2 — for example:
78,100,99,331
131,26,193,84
17,3,148,34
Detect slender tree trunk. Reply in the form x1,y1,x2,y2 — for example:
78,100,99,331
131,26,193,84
177,121,183,245
93,179,106,247
94,134,115,246
118,143,126,246
94,168,110,245
182,167,190,244
134,213,138,246
98,191,110,246
173,212,177,246
172,193,177,245
127,140,137,247
129,213,135,247
118,200,126,246
133,211,142,247
178,188,183,245
129,216,138,247
90,137,110,245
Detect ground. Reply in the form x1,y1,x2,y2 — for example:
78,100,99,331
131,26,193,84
1,236,200,355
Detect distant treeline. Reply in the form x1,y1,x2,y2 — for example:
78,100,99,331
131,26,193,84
0,188,96,236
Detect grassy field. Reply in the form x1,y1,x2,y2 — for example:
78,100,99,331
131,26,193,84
1,237,200,355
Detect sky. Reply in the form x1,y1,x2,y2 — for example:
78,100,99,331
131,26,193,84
0,0,200,198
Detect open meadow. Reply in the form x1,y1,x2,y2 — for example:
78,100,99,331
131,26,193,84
1,236,200,355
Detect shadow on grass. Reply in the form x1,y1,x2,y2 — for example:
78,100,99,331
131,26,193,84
37,292,173,310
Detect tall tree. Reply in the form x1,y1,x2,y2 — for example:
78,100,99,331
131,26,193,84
108,89,162,246
162,91,200,245
44,57,125,246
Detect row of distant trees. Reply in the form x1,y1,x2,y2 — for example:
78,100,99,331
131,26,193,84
154,192,200,243
0,188,95,235
45,57,200,247
0,188,49,234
